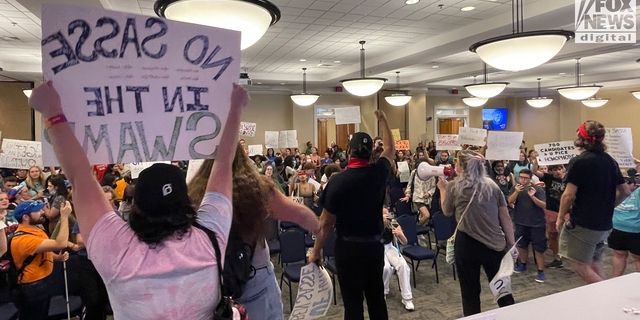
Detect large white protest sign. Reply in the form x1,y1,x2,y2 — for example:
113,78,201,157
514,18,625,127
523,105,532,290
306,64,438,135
397,161,411,183
535,141,580,165
40,5,241,166
489,242,519,302
457,127,487,146
279,130,298,148
604,128,635,168
485,131,524,160
239,122,256,137
334,106,361,125
0,139,43,169
289,263,333,320
436,134,461,150
265,131,279,149
185,159,204,184
130,161,170,179
248,145,263,156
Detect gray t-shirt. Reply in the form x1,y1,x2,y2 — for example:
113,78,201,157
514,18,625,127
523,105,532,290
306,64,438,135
443,179,508,252
509,185,546,227
252,239,270,269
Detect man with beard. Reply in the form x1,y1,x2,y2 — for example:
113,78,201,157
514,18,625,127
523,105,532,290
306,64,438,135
11,200,72,319
491,161,514,201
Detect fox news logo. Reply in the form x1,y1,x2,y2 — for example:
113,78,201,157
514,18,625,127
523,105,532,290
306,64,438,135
575,0,636,43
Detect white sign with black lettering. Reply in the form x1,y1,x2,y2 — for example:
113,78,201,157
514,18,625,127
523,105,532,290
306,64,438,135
457,127,487,146
334,106,361,125
604,128,635,168
535,141,580,165
489,242,518,302
0,139,43,169
397,161,411,183
289,263,333,320
185,159,204,184
130,161,170,179
279,130,298,149
485,131,524,160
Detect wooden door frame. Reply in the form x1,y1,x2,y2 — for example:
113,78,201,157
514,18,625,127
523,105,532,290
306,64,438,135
434,106,469,137
314,105,360,148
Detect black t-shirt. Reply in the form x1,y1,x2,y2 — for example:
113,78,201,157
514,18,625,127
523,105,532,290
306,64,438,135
540,173,566,212
493,174,511,200
319,157,392,237
382,228,393,244
566,151,625,231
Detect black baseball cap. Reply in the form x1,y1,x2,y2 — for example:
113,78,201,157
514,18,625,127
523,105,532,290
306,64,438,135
134,163,191,212
349,132,374,159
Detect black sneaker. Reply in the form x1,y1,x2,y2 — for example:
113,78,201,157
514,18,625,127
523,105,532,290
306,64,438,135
547,259,564,269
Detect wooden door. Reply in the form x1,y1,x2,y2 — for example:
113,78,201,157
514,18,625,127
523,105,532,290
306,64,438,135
336,124,355,151
438,118,464,134
318,119,327,154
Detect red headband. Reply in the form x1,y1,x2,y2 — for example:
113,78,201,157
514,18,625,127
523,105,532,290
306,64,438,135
578,122,596,143
297,170,307,176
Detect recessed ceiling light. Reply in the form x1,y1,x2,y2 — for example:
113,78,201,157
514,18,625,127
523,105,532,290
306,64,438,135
299,59,306,62
432,65,439,68
280,82,286,85
559,72,566,75
461,6,475,11
256,82,262,84
334,60,340,63
405,0,419,4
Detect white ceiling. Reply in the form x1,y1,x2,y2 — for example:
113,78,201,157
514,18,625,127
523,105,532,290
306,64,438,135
2,0,640,95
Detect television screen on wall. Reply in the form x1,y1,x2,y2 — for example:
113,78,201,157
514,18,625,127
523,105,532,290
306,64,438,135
482,108,507,130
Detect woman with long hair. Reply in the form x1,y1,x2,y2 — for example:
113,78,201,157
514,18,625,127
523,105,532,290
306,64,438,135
188,143,319,320
427,140,437,159
509,149,531,184
265,148,276,165
7,185,31,210
20,165,46,199
289,170,318,209
281,155,296,182
262,165,284,194
44,174,71,234
437,150,516,316
309,147,321,167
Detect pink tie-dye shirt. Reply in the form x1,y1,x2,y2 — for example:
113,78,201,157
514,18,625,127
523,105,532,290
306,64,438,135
87,192,231,320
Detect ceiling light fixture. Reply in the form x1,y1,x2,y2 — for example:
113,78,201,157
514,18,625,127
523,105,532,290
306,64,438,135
631,91,640,100
557,58,602,100
526,78,553,108
405,0,420,4
23,89,32,98
462,96,488,107
290,68,320,106
300,59,306,62
461,6,475,11
464,63,509,98
340,41,387,96
581,97,608,108
154,0,281,50
468,0,574,71
385,72,412,106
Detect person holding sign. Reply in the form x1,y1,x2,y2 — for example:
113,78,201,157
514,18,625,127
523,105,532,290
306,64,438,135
310,110,395,320
28,81,249,319
558,121,630,284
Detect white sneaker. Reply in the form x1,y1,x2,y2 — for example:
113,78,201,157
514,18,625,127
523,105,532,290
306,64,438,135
402,299,415,311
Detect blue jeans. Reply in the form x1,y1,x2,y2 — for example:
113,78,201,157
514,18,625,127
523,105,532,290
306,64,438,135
236,262,283,320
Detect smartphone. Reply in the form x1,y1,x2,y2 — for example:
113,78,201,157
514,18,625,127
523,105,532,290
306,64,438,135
392,223,399,228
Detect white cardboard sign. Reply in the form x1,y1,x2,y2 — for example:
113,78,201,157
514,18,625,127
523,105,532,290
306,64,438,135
604,128,635,168
457,127,487,146
0,139,43,169
248,145,263,157
334,106,361,125
278,130,298,149
185,159,205,184
130,161,171,179
40,4,241,166
288,263,333,320
485,131,524,160
239,122,256,137
265,131,279,149
436,134,461,150
534,141,580,165
397,161,411,183
490,242,518,302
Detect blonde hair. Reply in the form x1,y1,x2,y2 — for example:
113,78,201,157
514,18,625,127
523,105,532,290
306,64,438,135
454,150,496,203
25,166,46,192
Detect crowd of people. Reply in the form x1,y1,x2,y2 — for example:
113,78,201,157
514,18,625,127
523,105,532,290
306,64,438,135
0,81,639,320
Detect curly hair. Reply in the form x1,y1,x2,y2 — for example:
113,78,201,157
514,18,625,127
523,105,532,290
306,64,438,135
188,143,275,243
575,120,606,153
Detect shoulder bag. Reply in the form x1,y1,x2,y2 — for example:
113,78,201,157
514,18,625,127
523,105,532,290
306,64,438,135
446,187,477,265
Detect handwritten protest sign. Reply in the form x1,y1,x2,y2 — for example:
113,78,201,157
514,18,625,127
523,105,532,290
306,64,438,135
279,130,298,148
239,122,256,137
289,263,333,320
534,141,579,165
185,159,204,183
420,133,429,143
485,131,524,160
248,145,263,156
436,134,461,150
457,127,487,146
334,106,361,125
130,161,171,179
604,128,634,168
397,161,411,183
395,140,410,150
265,131,279,149
391,129,401,141
0,139,43,169
40,4,241,166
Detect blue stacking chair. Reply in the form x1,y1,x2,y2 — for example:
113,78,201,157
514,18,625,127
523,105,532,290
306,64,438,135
396,215,439,287
432,211,457,280
322,229,337,305
48,261,84,320
389,187,405,209
267,219,281,264
279,229,307,311
0,302,18,320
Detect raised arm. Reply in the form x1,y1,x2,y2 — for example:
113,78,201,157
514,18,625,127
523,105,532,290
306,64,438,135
269,189,319,234
376,110,395,168
28,81,112,240
530,158,544,178
206,84,248,199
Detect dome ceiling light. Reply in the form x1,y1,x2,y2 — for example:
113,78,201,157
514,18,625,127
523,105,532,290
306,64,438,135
385,71,412,106
557,58,602,100
290,68,320,106
469,0,574,71
462,96,488,107
464,63,509,98
631,91,640,100
154,0,281,50
581,96,609,108
526,78,553,108
340,41,387,97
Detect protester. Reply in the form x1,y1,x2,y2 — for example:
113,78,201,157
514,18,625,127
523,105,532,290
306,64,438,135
608,175,640,277
558,120,630,284
20,166,46,200
266,148,276,165
436,151,452,165
7,185,30,210
304,141,313,155
28,81,248,318
309,147,321,167
290,170,318,209
263,165,285,194
3,175,18,192
44,174,71,234
322,152,333,166
438,150,516,316
381,208,414,311
401,158,436,225
310,110,395,320
491,161,514,201
15,169,27,184
0,191,17,226
509,150,532,184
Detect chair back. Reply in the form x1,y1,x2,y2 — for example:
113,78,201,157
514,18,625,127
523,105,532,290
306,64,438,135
266,218,279,241
432,211,455,242
394,200,412,217
396,215,419,246
323,229,336,258
47,261,67,296
279,229,306,264
389,187,404,208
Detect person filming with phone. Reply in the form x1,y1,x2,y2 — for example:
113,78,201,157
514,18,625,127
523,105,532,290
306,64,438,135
381,208,414,311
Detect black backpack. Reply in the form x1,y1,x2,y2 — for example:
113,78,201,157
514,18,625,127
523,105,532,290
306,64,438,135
0,227,36,293
220,225,256,300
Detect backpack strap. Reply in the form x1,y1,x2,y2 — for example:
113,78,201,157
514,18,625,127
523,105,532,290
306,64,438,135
192,223,224,286
11,231,36,283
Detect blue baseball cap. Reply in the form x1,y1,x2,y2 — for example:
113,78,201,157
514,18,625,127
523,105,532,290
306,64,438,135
13,201,46,222
7,186,25,200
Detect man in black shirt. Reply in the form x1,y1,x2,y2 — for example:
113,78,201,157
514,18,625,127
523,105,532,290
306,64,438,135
558,120,630,284
310,110,395,320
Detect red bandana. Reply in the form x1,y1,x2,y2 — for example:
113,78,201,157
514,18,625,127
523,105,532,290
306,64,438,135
347,158,370,168
578,122,596,143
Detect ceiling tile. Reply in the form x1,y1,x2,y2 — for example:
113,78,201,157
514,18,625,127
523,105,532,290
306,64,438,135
287,0,314,9
330,3,358,13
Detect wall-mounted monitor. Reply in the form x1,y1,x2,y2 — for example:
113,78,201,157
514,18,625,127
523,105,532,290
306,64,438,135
482,108,508,130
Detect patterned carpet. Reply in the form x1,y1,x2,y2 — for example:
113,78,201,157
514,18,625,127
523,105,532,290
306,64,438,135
277,239,637,320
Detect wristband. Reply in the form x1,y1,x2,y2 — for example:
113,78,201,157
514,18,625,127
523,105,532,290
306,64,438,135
45,114,67,130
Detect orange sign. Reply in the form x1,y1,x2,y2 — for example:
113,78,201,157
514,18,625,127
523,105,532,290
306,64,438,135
395,140,410,150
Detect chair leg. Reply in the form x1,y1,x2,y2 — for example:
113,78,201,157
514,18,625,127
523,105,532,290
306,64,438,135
289,281,294,312
280,272,284,288
452,264,457,281
332,273,337,305
427,230,432,249
416,260,420,271
410,260,416,288
434,258,439,284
